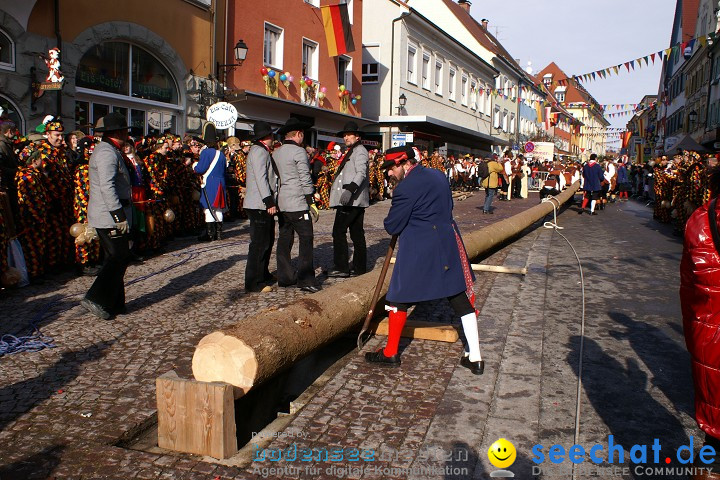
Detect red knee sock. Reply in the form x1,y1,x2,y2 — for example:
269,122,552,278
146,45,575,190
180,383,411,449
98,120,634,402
384,309,407,357
581,197,589,209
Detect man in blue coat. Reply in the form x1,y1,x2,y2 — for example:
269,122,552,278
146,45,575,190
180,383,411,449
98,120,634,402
579,153,605,215
365,146,484,375
194,123,227,240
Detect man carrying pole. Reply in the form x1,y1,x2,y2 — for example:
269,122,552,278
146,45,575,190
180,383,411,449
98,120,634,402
364,146,484,375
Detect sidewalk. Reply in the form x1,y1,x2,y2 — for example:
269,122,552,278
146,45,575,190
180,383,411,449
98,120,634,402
0,194,697,479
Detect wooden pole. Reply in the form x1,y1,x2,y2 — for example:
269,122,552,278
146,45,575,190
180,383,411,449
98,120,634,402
192,183,579,391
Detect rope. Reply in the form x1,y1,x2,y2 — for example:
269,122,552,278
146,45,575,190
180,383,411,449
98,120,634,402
541,195,586,480
0,239,249,357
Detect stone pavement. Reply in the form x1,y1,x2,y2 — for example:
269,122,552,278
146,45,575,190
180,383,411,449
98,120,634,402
0,192,699,479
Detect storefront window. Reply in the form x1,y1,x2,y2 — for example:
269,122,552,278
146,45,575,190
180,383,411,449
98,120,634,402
76,42,130,96
77,42,179,105
0,29,14,69
0,95,23,133
130,109,146,138
92,104,109,129
75,101,90,134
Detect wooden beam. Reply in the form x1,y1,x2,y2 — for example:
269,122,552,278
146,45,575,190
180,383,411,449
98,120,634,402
372,318,459,343
389,258,526,275
156,372,237,459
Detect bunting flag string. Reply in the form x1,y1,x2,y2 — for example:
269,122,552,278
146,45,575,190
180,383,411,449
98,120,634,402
554,30,717,86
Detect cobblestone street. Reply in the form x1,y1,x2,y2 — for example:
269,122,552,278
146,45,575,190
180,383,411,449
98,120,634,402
0,192,530,479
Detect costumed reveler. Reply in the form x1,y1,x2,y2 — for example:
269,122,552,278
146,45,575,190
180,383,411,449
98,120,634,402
143,137,170,250
15,143,49,279
73,137,101,275
193,123,227,241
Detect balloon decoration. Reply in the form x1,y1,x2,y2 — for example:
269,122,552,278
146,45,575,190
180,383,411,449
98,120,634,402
164,209,176,223
260,67,279,96
69,223,84,238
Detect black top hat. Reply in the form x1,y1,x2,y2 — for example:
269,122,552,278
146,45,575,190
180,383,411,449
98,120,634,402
337,121,363,137
94,112,128,132
250,121,275,141
202,122,218,145
380,146,414,170
276,117,311,137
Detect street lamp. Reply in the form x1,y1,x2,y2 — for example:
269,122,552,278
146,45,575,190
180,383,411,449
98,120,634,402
217,39,249,89
396,93,407,115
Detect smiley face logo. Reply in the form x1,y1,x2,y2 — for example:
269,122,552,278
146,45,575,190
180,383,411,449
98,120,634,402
488,438,516,469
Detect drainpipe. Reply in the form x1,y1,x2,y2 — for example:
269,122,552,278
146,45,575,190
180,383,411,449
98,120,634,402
54,0,62,116
390,12,410,119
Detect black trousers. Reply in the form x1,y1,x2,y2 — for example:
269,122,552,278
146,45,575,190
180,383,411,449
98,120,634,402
245,209,276,291
277,211,315,287
388,291,474,316
85,228,130,313
332,206,367,274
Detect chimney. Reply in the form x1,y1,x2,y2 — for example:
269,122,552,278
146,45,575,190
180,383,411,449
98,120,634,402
458,0,472,13
481,18,489,30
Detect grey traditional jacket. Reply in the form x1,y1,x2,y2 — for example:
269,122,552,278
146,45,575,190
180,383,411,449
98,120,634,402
244,143,278,210
330,143,370,208
88,140,132,229
273,141,314,212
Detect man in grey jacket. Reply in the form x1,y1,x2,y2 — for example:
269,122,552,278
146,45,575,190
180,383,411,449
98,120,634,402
243,122,278,293
329,121,370,277
273,118,321,293
82,113,133,320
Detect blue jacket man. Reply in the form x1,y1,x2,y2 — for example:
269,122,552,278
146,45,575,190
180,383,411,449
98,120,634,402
365,146,484,375
580,154,605,215
193,123,227,240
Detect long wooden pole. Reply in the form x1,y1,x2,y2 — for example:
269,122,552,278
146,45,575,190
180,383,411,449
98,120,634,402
357,235,397,350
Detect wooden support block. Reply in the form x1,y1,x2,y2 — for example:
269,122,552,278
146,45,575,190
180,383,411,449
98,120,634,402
373,318,459,343
156,372,237,459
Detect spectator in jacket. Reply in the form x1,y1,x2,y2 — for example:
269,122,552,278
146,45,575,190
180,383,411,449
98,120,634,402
579,154,605,215
681,166,720,478
243,122,278,293
480,157,504,214
328,122,370,277
273,117,321,293
82,113,133,320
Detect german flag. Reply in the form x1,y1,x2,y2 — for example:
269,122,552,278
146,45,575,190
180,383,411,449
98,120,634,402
321,3,355,57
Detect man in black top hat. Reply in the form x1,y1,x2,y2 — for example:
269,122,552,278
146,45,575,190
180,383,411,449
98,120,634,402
273,117,321,292
243,121,278,293
82,112,133,319
328,121,370,277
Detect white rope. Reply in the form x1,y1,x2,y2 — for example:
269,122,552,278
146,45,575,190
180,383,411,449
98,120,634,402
541,195,586,480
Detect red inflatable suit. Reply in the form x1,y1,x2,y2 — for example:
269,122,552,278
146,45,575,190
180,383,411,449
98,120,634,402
681,198,720,440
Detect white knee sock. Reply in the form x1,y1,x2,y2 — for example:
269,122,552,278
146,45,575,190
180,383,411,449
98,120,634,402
460,312,482,362
590,200,596,213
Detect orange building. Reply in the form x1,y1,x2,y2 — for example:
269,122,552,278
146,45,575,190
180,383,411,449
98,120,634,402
224,0,369,146
0,0,226,135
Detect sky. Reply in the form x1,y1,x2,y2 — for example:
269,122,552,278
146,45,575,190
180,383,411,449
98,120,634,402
470,0,678,143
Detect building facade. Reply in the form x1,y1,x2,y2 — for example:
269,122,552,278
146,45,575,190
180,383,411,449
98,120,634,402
0,0,226,136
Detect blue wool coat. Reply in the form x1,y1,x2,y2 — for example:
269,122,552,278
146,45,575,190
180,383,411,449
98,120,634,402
194,147,227,209
385,165,473,304
582,161,605,192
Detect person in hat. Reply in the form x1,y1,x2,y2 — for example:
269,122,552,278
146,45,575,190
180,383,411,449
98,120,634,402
365,146,484,375
225,136,242,220
82,112,133,320
143,137,171,249
193,123,227,241
244,121,278,293
328,121,370,277
273,117,321,293
579,153,604,215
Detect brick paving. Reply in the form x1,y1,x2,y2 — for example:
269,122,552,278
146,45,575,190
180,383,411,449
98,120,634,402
0,190,532,479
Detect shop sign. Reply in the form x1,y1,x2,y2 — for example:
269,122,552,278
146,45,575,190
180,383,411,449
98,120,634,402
148,112,173,131
206,102,238,129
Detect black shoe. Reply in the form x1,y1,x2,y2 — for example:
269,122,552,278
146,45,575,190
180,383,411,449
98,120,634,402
327,269,351,278
81,298,111,320
299,285,322,293
214,222,222,241
81,265,100,277
577,209,584,215
482,210,487,214
365,349,401,367
460,356,485,375
129,251,145,263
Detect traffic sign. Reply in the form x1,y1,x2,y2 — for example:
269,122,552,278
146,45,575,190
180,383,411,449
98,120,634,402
391,133,414,147
524,142,535,153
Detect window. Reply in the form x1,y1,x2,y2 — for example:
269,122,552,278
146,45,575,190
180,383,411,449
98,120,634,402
494,106,501,128
448,68,456,101
461,75,468,106
0,95,23,132
362,63,378,83
302,39,318,80
470,80,477,109
407,45,417,84
340,0,353,24
0,29,14,70
422,54,430,89
264,23,283,69
338,55,352,89
543,74,552,88
502,109,508,131
510,113,516,134
555,91,565,102
304,0,319,6
435,60,443,95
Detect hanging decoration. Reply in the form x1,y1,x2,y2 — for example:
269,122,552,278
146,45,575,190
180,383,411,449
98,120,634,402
259,67,279,97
